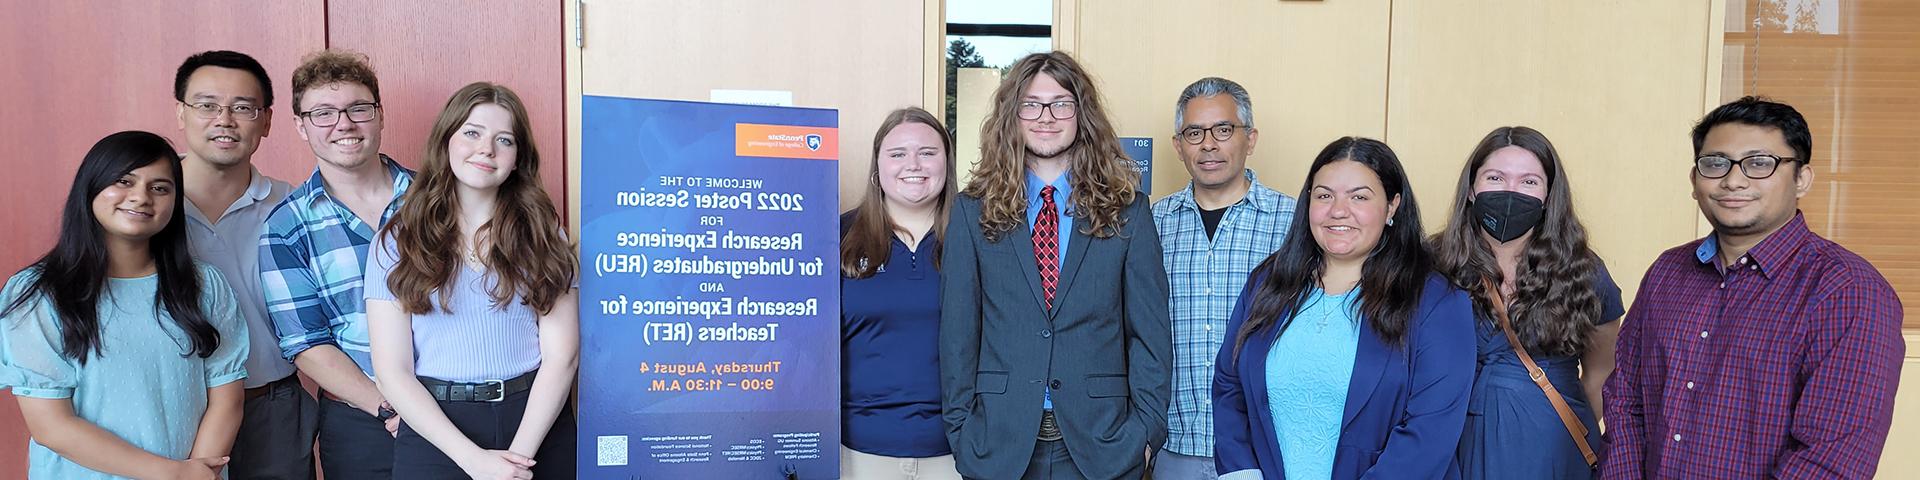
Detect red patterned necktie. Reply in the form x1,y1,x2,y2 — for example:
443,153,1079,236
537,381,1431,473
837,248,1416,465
1034,185,1059,309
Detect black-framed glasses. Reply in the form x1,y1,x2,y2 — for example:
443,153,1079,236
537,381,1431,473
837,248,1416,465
1694,154,1797,179
299,103,381,128
1179,124,1250,145
184,102,264,121
1017,101,1077,121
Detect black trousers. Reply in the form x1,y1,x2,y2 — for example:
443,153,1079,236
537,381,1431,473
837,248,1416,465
392,388,577,479
1013,439,1145,480
317,394,395,479
229,375,319,480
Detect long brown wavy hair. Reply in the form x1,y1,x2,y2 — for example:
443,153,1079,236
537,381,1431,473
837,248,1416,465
380,82,575,315
1429,126,1602,357
965,51,1138,243
841,107,956,278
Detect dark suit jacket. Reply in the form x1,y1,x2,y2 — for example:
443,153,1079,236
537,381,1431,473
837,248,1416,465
1213,273,1475,480
939,192,1172,480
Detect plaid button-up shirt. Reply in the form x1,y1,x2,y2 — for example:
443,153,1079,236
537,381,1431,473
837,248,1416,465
1151,169,1295,457
1602,213,1904,479
258,156,414,376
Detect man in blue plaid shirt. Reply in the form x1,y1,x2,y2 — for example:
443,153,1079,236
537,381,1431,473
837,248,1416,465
258,50,414,480
1150,77,1296,479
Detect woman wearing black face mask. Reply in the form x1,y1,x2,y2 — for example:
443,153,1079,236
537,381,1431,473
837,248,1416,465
1432,127,1623,479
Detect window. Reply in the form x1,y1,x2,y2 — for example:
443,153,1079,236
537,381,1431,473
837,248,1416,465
945,0,1055,186
1722,0,1920,327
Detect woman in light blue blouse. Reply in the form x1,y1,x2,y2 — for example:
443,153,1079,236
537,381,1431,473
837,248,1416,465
1,131,248,480
1213,137,1475,480
365,82,578,480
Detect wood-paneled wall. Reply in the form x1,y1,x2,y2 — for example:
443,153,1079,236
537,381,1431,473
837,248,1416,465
1069,0,1714,308
571,0,930,214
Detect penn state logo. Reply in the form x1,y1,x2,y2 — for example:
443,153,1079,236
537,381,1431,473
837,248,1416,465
805,134,823,151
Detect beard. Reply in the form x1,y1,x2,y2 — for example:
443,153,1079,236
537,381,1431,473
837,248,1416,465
1027,141,1071,159
1702,203,1788,238
1705,212,1763,236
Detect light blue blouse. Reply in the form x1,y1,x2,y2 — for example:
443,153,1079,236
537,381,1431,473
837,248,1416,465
1265,287,1360,479
0,264,248,480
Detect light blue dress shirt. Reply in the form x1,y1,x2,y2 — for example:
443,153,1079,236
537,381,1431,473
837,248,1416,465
1025,170,1073,410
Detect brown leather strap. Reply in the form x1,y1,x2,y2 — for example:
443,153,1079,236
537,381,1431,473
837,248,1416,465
1484,278,1598,467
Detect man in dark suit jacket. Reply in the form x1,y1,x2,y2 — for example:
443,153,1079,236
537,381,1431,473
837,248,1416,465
940,50,1172,480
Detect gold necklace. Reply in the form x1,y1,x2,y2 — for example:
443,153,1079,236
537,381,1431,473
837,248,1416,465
464,242,484,266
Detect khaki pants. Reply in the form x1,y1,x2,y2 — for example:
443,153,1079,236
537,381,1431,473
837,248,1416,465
841,445,964,480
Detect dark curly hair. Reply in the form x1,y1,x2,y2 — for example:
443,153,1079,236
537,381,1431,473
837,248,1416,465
1430,126,1602,357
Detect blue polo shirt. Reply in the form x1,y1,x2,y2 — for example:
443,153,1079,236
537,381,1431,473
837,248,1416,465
840,210,949,458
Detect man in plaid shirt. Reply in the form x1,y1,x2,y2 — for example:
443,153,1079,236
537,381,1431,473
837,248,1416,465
1602,97,1904,479
1150,77,1295,479
258,50,414,480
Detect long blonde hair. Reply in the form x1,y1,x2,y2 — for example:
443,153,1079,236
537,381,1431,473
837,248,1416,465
381,82,576,315
965,51,1138,243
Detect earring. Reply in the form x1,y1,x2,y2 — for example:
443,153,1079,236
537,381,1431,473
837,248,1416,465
1386,218,1395,227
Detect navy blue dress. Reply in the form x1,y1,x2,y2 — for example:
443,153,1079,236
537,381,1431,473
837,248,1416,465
1457,263,1624,480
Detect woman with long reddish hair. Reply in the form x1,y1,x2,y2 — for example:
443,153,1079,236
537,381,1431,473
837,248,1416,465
364,82,578,480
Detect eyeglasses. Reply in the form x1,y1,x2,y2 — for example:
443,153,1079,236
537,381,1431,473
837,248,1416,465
299,103,381,128
1017,101,1077,121
1694,154,1798,179
1179,124,1250,145
184,102,264,121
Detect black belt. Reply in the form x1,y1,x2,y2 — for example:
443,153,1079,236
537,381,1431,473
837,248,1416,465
420,372,536,402
1037,410,1063,441
243,374,300,400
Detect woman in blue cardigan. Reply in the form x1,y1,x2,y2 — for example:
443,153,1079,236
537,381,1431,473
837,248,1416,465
1213,137,1475,480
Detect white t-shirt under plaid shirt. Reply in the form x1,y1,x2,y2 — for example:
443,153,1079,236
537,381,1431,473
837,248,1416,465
1150,169,1295,458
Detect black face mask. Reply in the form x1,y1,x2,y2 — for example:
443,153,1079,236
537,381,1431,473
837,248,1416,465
1471,190,1545,243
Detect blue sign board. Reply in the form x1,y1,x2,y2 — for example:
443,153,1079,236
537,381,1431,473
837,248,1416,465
578,96,841,479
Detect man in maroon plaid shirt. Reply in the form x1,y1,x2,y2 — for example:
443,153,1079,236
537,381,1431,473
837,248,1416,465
1602,96,1905,479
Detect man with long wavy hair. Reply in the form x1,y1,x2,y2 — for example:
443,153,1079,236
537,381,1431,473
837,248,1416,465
939,50,1171,480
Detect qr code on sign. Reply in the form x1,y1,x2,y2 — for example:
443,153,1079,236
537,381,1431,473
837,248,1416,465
597,435,628,466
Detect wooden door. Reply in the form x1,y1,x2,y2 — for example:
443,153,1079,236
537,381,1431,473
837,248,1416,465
328,0,568,204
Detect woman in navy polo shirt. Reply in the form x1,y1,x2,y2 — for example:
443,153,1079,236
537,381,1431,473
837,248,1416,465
839,107,959,480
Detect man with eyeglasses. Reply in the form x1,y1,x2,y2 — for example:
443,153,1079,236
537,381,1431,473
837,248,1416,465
258,49,413,480
1601,96,1903,480
940,51,1170,480
170,50,316,480
1148,77,1294,480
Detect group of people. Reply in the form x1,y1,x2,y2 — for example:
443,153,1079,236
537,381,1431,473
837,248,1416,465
0,45,1903,480
838,51,1904,480
1,50,576,480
